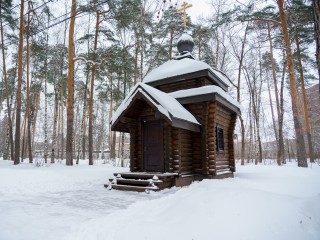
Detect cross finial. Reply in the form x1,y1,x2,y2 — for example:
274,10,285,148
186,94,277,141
177,1,192,28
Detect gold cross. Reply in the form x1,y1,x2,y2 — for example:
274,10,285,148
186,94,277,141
177,1,192,28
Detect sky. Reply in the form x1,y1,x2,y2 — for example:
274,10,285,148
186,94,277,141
184,0,213,20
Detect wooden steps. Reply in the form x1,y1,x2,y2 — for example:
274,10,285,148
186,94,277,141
104,172,177,192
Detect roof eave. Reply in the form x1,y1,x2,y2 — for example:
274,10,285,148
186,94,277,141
144,69,229,92
172,117,200,132
111,88,201,133
175,93,241,116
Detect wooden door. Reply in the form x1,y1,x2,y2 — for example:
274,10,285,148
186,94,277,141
143,120,163,172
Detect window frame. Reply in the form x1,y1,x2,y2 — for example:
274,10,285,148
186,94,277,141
216,125,225,153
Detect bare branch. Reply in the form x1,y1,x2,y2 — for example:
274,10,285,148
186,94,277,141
213,68,238,89
241,18,281,25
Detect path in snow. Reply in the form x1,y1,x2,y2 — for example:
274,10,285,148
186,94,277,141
0,160,178,240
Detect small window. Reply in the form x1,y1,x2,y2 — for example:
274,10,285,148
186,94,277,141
216,126,224,152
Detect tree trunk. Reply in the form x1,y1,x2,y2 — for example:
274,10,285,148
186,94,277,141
51,89,59,163
134,30,139,85
239,116,245,165
0,6,14,160
312,0,320,93
4,121,11,160
267,24,283,165
109,75,114,160
66,0,77,166
121,132,125,167
236,23,249,165
60,98,65,160
294,30,315,163
44,29,49,164
88,12,100,166
266,75,279,142
81,71,89,160
21,114,27,161
277,0,307,167
279,56,286,163
14,0,25,165
57,102,61,160
25,0,33,163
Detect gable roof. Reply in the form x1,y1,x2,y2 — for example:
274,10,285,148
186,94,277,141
110,83,200,132
142,58,229,91
169,86,241,116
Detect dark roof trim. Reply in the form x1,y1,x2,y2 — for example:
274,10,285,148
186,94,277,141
172,118,200,132
146,69,229,92
111,91,200,133
176,92,241,116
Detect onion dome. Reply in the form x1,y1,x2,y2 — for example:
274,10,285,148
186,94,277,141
177,32,194,55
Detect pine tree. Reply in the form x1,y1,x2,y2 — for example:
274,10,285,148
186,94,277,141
0,0,15,160
66,0,77,166
14,0,26,165
277,0,308,167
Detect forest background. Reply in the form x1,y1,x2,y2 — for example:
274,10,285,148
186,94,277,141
0,0,319,167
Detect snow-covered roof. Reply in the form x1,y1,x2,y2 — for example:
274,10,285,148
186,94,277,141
177,33,194,43
143,58,229,90
111,83,200,132
169,86,241,115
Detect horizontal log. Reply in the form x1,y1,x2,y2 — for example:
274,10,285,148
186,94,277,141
180,157,192,162
207,136,216,141
216,166,230,171
173,165,180,170
193,161,201,165
180,153,192,158
215,158,230,162
208,143,216,148
180,166,193,171
216,160,229,165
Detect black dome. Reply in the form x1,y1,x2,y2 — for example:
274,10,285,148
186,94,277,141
177,33,194,54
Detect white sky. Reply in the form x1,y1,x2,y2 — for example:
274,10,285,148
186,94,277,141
186,0,213,20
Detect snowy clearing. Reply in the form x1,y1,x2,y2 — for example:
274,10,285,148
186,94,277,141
0,160,319,240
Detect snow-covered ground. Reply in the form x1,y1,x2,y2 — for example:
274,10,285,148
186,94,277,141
0,160,319,240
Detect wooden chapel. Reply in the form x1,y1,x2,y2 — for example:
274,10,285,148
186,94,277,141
105,32,241,192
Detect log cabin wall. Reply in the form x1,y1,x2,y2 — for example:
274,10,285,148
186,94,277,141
207,102,216,176
172,127,181,174
170,127,194,175
179,129,193,174
228,114,237,172
210,102,235,175
191,131,202,174
156,78,208,93
164,123,173,173
185,103,205,175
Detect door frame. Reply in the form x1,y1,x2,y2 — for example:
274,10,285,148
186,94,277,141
142,119,164,172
